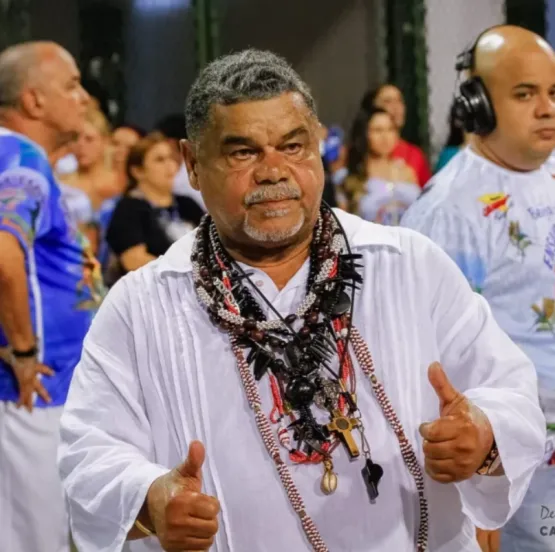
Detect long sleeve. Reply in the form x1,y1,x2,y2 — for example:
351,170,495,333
58,277,169,552
422,234,546,530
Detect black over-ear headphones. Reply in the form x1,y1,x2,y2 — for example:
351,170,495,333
453,26,499,136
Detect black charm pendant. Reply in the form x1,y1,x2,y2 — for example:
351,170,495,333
332,291,351,316
253,349,273,381
361,459,384,503
286,377,316,407
285,343,303,366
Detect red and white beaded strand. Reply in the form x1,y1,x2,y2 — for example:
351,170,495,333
230,336,330,552
349,325,428,552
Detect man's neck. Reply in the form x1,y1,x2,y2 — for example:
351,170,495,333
470,137,544,172
0,112,57,155
222,232,313,291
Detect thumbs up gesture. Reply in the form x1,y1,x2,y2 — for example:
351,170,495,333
419,363,495,484
145,441,220,551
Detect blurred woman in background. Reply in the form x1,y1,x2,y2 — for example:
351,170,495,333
59,107,120,255
343,107,420,226
62,107,120,212
361,84,431,187
111,124,144,186
107,132,203,274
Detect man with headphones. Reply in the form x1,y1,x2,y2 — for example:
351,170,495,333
0,42,97,551
403,25,555,552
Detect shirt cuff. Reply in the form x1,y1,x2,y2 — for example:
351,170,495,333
118,462,171,540
454,389,545,530
69,462,170,552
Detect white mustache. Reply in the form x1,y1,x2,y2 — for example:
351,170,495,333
244,184,301,206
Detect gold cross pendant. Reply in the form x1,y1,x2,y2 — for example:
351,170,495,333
326,410,361,459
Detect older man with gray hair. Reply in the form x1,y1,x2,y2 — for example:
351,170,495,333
60,49,544,552
0,41,94,552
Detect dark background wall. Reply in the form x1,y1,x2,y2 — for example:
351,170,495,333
219,0,384,129
30,0,80,57
20,0,384,132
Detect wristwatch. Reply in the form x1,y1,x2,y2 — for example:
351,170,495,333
477,439,501,475
11,345,38,359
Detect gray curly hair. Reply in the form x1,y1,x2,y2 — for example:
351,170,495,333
185,49,317,142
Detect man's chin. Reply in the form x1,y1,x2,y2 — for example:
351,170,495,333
243,213,306,246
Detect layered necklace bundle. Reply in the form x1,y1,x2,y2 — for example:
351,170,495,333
192,206,429,551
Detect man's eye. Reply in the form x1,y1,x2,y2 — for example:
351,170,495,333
283,143,302,154
231,149,256,160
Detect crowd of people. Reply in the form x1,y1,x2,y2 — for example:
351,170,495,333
1,22,555,552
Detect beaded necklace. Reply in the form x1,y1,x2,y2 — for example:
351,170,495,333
192,206,429,551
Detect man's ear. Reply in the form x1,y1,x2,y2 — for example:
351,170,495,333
20,88,45,120
180,139,200,191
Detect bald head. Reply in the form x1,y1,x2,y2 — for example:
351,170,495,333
474,25,555,83
0,41,71,109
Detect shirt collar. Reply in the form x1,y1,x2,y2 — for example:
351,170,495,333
0,126,48,159
156,209,401,276
464,145,548,181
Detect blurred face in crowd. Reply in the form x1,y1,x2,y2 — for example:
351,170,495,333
30,45,89,143
134,140,178,193
367,111,399,158
373,85,406,130
184,92,325,249
75,121,107,170
477,31,555,169
112,126,140,168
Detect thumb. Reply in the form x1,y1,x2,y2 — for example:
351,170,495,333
428,362,459,409
176,440,205,488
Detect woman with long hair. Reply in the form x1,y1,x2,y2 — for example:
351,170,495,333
106,132,203,275
59,106,120,255
61,107,120,210
360,84,431,187
343,107,420,225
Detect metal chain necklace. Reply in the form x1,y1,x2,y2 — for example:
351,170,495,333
192,206,429,551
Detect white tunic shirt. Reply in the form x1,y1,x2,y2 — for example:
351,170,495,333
58,210,545,552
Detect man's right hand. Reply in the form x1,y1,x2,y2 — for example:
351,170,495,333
146,441,220,551
11,356,54,412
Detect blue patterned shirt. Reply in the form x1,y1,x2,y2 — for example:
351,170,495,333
0,129,104,407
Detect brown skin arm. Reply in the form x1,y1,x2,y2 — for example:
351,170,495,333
119,244,157,273
0,231,35,350
0,231,55,411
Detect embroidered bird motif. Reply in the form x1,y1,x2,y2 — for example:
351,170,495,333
531,298,555,334
508,221,532,259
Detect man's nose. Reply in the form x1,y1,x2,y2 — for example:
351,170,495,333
253,149,289,185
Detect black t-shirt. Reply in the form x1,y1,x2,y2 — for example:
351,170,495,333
107,195,204,259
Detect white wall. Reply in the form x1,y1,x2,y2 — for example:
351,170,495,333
425,0,505,161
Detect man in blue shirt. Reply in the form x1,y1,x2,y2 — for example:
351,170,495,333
403,26,555,551
0,41,100,552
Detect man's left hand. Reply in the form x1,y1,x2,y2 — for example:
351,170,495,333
419,362,494,483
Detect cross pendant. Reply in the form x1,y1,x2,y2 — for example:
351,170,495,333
326,410,361,459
